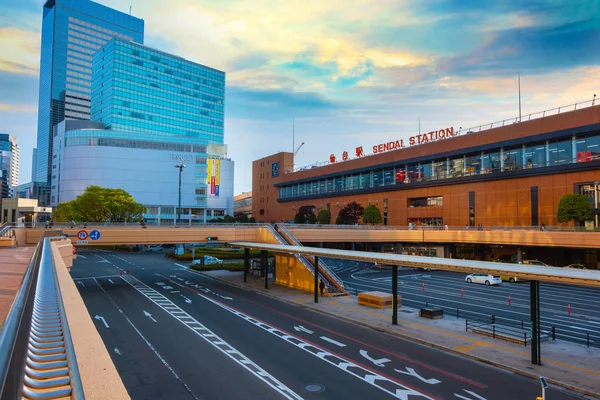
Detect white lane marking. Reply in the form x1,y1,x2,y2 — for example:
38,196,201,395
144,310,157,323
77,281,84,287
94,315,109,328
108,279,114,284
121,275,302,400
76,255,87,259
587,321,600,325
74,275,122,280
395,368,441,385
194,290,433,400
114,348,121,355
93,278,106,293
120,308,199,400
320,336,347,347
569,325,597,332
174,263,188,269
294,325,314,334
454,389,487,399
360,350,391,367
170,291,180,293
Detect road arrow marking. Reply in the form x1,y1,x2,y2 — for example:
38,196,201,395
219,295,233,301
454,390,487,400
395,367,441,385
94,315,109,328
77,255,87,259
360,350,391,367
294,325,314,334
114,348,121,355
108,279,114,284
320,336,346,347
185,298,192,304
143,310,157,322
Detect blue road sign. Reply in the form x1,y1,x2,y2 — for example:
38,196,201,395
89,230,101,241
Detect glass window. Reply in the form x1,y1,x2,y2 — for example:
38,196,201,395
504,147,523,171
327,178,334,193
334,176,343,192
319,180,326,194
360,172,370,188
352,174,360,190
482,151,501,173
524,142,546,168
421,163,432,180
407,164,421,182
548,139,572,166
576,133,600,162
383,168,395,185
465,153,481,176
306,182,313,196
344,175,353,191
431,160,446,180
373,169,383,187
450,157,464,178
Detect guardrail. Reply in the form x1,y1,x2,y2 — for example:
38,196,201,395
0,233,84,399
0,223,15,237
43,222,266,229
284,223,600,232
345,285,600,349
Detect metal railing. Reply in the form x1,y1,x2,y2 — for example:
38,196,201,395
0,233,84,399
284,223,600,232
278,226,345,292
44,221,266,229
0,223,15,238
293,97,599,172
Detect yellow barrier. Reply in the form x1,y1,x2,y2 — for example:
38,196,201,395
358,291,401,309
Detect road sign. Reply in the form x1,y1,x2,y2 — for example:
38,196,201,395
77,230,88,240
89,230,101,241
76,240,88,245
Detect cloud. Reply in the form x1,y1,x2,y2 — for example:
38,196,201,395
0,27,40,75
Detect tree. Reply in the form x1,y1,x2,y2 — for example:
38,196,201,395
294,205,317,224
336,201,364,225
52,186,146,222
363,204,383,225
316,209,331,224
557,194,593,225
234,212,249,223
223,214,236,223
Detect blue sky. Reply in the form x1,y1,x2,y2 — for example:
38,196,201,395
1,0,599,193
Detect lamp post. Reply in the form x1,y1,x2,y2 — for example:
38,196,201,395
174,164,186,225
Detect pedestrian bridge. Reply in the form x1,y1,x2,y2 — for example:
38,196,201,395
15,223,600,249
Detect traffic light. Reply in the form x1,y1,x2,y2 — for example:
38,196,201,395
206,237,218,241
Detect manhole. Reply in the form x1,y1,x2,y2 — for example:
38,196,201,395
305,384,325,393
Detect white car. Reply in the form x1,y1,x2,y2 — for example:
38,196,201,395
147,245,163,252
192,255,223,265
465,274,502,286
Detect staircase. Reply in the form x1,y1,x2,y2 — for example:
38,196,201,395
276,225,345,294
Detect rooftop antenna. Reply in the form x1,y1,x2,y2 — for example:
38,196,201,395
518,74,522,122
129,5,132,15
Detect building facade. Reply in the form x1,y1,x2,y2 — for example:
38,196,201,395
233,192,253,217
0,134,20,197
253,105,600,228
49,39,232,222
35,0,144,186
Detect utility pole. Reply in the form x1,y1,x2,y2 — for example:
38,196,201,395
174,164,186,225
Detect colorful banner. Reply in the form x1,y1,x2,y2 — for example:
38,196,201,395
207,158,213,185
206,158,221,196
210,176,216,195
215,159,220,186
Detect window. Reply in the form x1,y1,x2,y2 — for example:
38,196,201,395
408,196,443,207
504,147,523,171
465,153,481,175
431,160,446,180
524,143,546,168
548,139,572,166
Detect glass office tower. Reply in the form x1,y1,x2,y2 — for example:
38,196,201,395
35,0,144,191
91,38,225,145
0,134,20,197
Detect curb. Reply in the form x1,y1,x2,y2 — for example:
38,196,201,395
198,272,600,399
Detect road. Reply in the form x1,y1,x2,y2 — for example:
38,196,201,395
71,250,587,399
325,259,600,346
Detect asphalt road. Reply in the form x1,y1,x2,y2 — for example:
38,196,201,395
71,249,588,400
324,259,600,346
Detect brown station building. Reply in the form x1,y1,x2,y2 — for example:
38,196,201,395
252,103,600,231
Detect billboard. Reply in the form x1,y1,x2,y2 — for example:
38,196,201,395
207,158,220,196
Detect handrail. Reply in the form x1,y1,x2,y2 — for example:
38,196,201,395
42,222,267,229
283,223,600,232
278,225,345,292
293,97,599,172
0,233,84,399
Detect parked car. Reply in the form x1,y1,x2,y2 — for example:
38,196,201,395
563,264,587,269
523,260,549,267
192,255,223,265
465,274,502,286
147,245,163,252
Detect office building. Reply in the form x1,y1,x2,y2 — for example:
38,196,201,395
34,0,144,187
0,134,20,197
254,103,600,228
233,192,253,217
31,148,37,182
51,39,232,223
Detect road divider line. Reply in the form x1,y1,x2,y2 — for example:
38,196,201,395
120,275,303,400
320,336,347,347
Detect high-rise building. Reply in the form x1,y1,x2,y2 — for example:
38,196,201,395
50,39,233,223
31,148,37,181
0,134,20,197
34,0,144,186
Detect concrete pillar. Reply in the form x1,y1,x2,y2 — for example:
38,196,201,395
395,243,402,254
517,246,523,263
351,242,355,251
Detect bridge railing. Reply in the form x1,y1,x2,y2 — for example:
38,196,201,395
42,221,267,229
0,232,84,399
284,223,600,232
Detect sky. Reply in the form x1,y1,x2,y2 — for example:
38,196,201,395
1,0,600,193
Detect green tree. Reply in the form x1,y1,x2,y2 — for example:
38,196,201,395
234,212,249,223
557,194,593,225
294,206,317,224
52,186,146,223
336,201,364,225
316,209,331,224
363,204,383,225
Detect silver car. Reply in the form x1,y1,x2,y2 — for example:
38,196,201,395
465,273,502,286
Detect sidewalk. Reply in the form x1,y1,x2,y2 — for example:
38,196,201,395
201,270,600,399
0,247,34,329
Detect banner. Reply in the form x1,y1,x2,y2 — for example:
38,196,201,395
206,158,221,196
207,158,213,185
215,159,220,186
211,176,216,195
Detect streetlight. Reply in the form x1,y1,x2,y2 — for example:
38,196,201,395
174,164,186,225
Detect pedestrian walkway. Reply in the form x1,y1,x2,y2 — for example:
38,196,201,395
202,270,600,399
0,247,34,329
